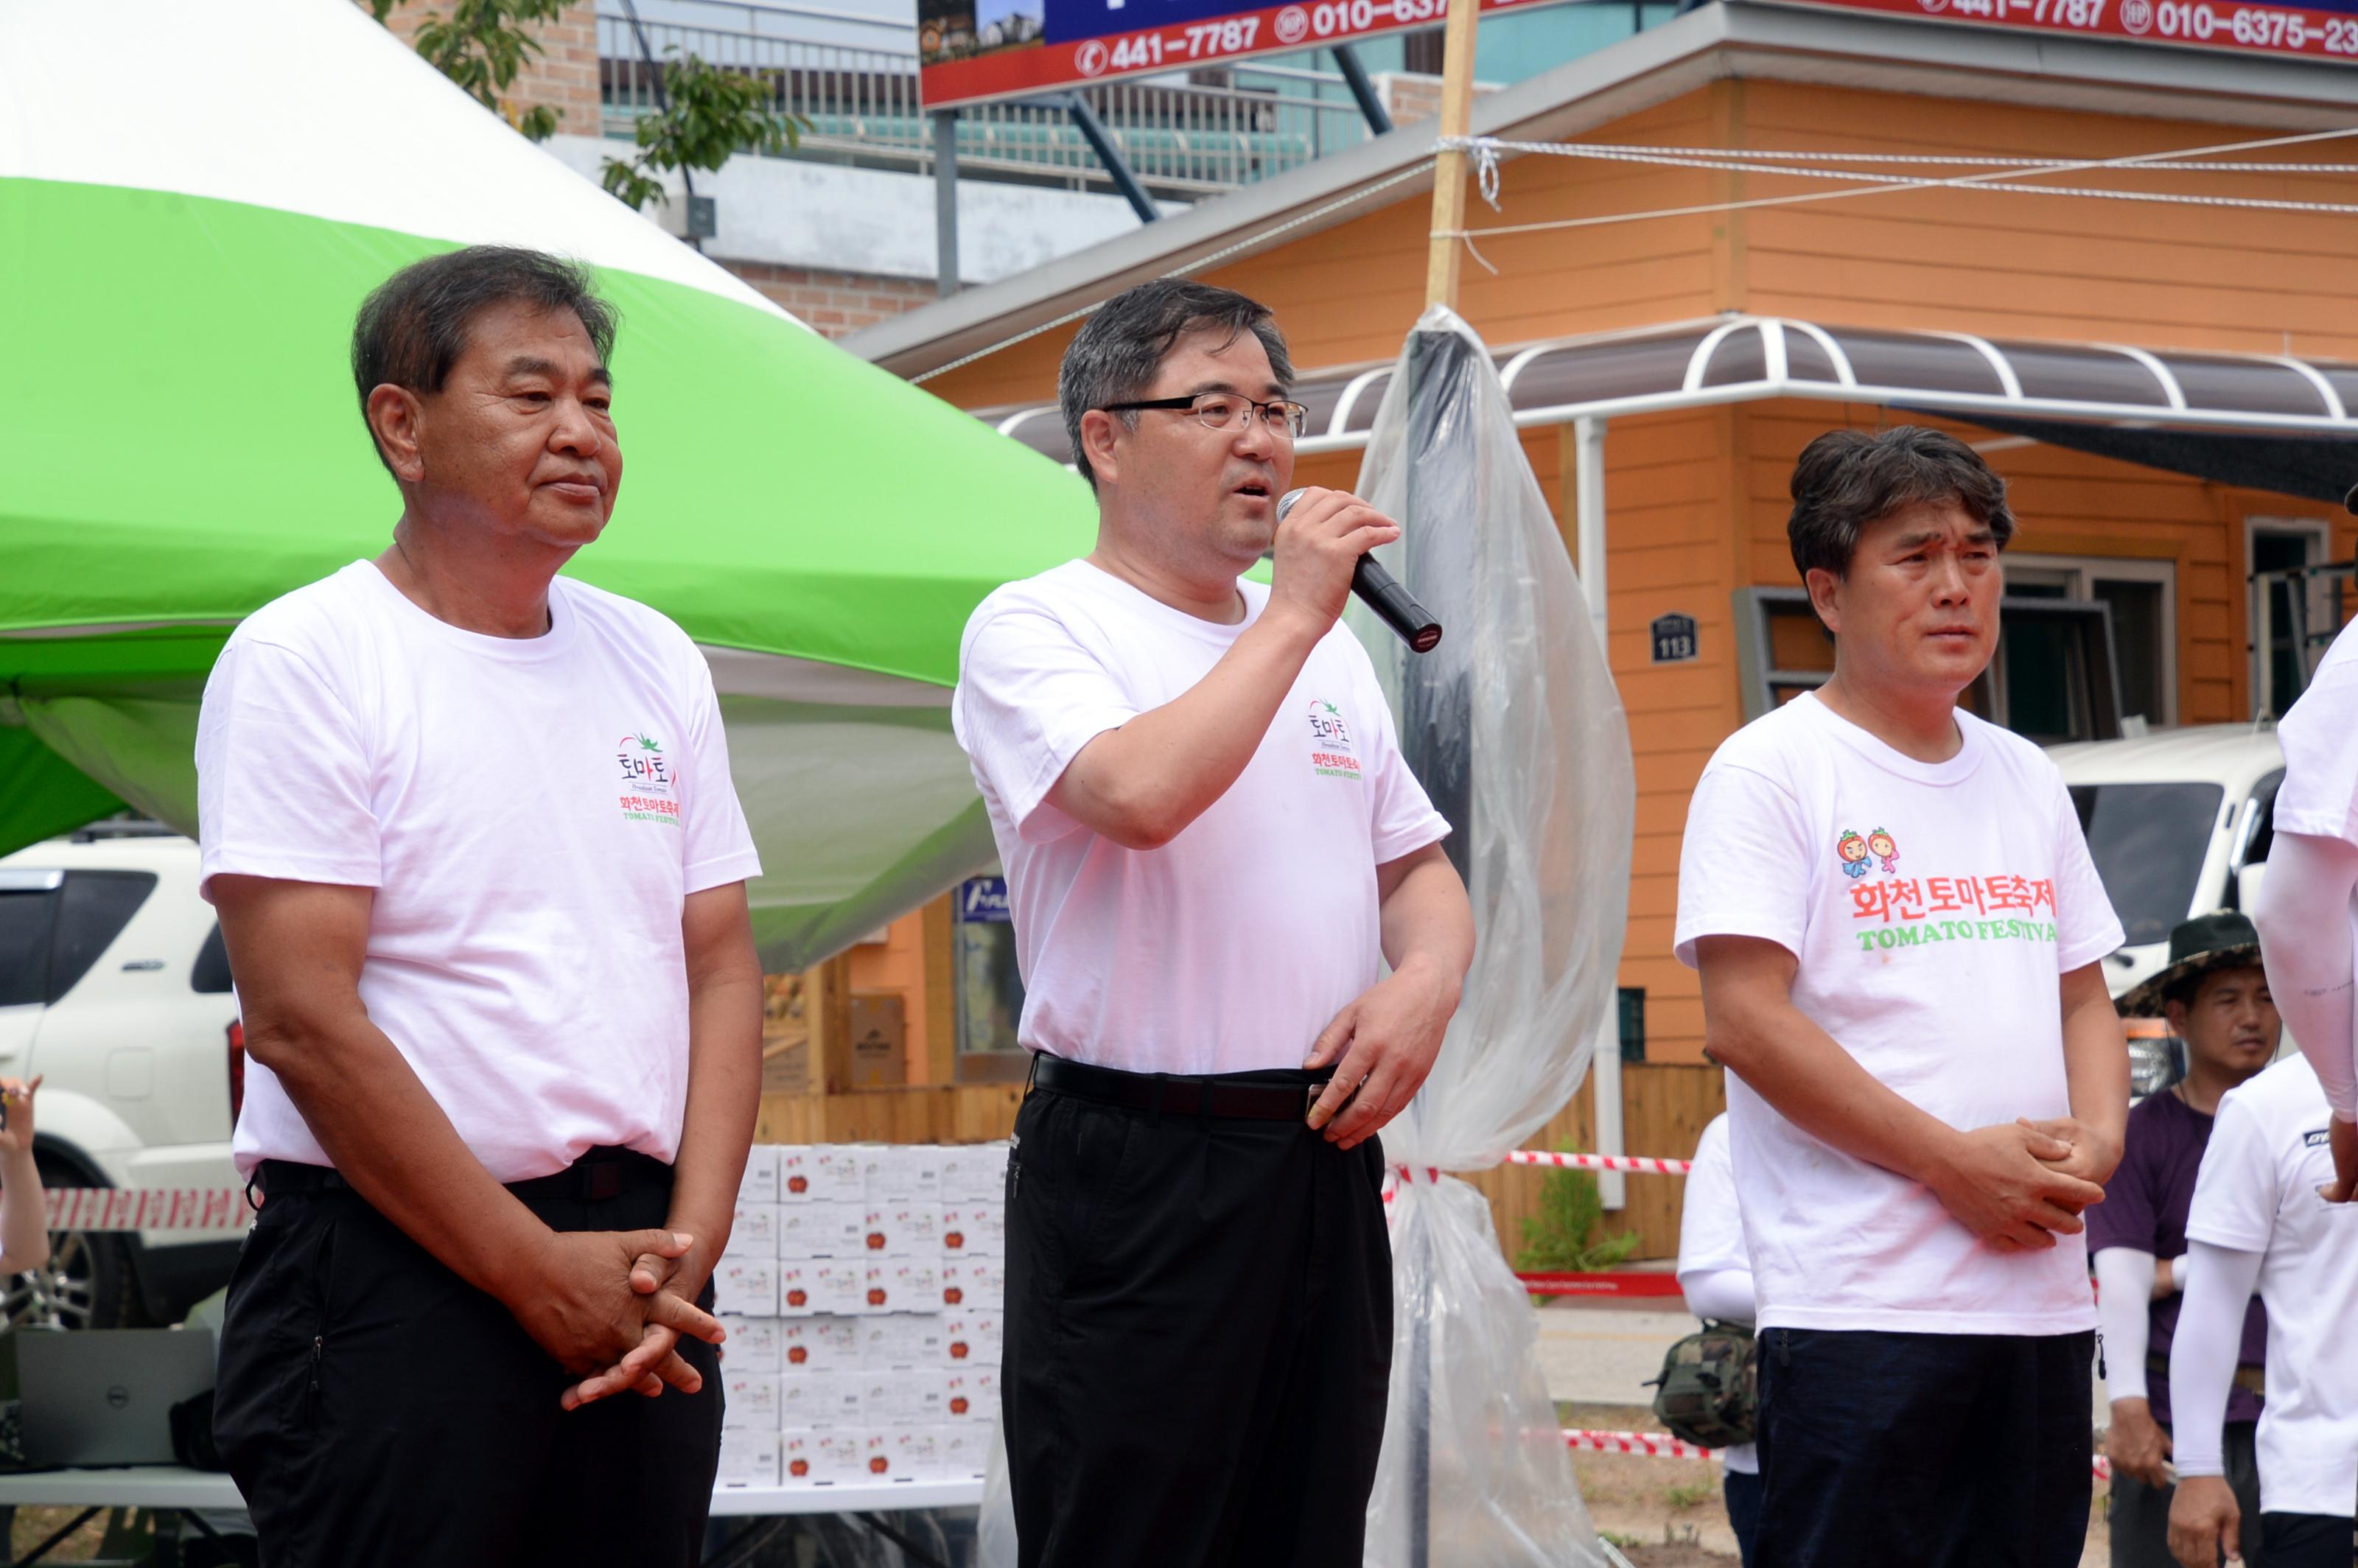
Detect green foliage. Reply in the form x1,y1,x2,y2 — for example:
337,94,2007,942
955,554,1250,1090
368,0,567,142
1663,1481,1715,1510
601,52,811,214
1516,1144,1642,1275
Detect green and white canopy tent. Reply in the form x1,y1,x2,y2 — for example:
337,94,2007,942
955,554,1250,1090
0,0,1091,969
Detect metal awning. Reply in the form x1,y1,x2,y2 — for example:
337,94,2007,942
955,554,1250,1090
972,315,2358,482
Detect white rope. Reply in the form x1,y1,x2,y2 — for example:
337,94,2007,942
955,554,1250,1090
1432,125,2358,240
1448,137,2358,175
909,158,1438,386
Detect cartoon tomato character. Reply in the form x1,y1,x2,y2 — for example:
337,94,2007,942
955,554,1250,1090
949,1340,970,1360
1868,827,1899,875
944,1285,965,1305
789,1458,810,1477
869,1456,890,1474
788,1345,808,1364
786,1288,808,1308
944,1230,966,1250
866,1232,886,1250
950,1396,969,1415
867,1287,888,1306
786,1175,808,1194
1836,830,1872,880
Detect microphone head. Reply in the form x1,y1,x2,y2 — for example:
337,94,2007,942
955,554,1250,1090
1275,488,1309,522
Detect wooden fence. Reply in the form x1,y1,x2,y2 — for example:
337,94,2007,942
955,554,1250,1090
758,1060,1724,1267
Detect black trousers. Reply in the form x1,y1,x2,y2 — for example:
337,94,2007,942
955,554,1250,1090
213,1149,723,1568
1001,1069,1393,1568
2257,1513,2358,1568
1755,1327,2094,1568
1724,1467,1763,1568
2109,1420,2264,1568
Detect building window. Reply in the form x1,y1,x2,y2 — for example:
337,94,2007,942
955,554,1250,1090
1737,584,2125,744
2248,520,2332,719
2004,556,2176,729
952,875,1028,1082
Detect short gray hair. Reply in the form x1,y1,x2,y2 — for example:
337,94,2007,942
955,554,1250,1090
1057,279,1294,492
1787,426,2015,580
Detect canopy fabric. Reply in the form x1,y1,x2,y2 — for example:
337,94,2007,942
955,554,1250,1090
1931,412,2358,508
0,0,1094,968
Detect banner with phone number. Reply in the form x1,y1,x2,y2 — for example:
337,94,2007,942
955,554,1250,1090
917,0,1577,111
1766,0,2358,64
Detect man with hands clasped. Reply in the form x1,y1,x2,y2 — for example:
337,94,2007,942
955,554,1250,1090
1676,428,2128,1567
953,278,1473,1568
199,248,763,1568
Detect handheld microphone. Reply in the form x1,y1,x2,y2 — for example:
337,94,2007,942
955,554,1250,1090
1275,489,1444,654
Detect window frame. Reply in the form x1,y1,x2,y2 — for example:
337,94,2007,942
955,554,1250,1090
2246,517,2334,720
2003,553,2178,728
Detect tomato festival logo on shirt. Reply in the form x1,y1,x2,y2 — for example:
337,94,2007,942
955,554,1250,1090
1308,699,1362,781
618,731,682,827
1844,861,2060,953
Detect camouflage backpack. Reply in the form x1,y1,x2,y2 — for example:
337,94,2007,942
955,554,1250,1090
1647,1321,1758,1450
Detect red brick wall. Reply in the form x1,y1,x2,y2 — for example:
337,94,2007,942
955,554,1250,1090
371,1,604,139
721,262,938,337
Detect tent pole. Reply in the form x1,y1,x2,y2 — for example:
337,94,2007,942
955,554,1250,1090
1421,0,1483,309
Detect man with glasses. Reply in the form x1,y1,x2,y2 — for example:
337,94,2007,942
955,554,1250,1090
953,278,1474,1567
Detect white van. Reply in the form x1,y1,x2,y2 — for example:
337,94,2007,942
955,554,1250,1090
0,827,240,1329
2047,724,2287,1092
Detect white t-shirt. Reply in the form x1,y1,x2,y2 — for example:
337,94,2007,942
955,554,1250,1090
951,560,1449,1076
2185,1054,2358,1517
1676,1113,1758,1474
196,561,762,1183
2270,621,2358,1117
1673,693,2123,1334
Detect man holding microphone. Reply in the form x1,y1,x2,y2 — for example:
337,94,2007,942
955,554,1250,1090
954,277,1474,1568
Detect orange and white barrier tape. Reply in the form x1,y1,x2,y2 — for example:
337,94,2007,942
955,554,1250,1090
1511,1150,1693,1176
1565,1428,1716,1460
43,1188,251,1233
1564,1428,2116,1483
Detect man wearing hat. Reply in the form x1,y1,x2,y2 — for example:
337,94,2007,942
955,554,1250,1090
2091,912,2279,1568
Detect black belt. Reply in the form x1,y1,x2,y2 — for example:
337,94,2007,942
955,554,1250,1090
1029,1053,1329,1123
258,1146,673,1205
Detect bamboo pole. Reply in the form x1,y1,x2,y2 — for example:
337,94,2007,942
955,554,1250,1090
1421,0,1485,309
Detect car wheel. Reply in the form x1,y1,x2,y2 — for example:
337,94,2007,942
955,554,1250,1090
7,1155,136,1331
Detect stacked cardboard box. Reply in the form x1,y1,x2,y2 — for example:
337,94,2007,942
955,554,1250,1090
714,1142,1007,1491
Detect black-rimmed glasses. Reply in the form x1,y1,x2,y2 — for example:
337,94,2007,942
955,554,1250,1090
1100,393,1310,440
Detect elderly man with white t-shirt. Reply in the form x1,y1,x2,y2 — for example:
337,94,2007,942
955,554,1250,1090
198,248,764,1568
1676,427,2129,1567
952,278,1474,1568
2166,1052,2358,1568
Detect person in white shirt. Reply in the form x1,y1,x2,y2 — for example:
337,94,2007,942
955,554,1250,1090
2092,914,2278,1568
1676,427,2129,1568
954,278,1474,1568
1676,1113,1760,1567
2253,598,2358,1206
2167,1054,2358,1568
199,247,764,1568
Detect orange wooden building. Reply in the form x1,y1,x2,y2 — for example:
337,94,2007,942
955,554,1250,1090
844,0,2358,1080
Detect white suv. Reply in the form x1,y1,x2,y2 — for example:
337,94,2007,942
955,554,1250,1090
2047,724,2287,1093
0,826,240,1329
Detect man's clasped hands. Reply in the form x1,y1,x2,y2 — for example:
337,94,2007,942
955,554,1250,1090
495,1227,725,1412
1925,1116,2120,1255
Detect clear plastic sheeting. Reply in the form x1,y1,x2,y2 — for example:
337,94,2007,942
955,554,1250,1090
1352,306,1635,1568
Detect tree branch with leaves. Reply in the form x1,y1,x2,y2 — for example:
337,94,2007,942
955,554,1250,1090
368,0,568,142
601,51,808,214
